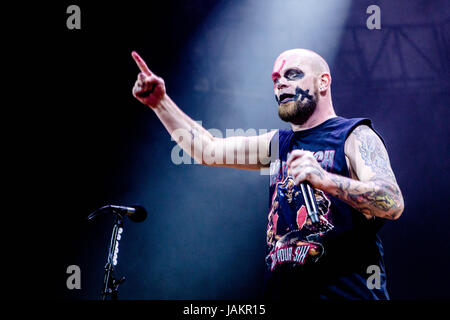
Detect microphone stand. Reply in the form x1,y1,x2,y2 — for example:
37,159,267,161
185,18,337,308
101,213,126,300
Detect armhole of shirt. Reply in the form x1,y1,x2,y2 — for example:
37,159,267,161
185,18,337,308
345,119,387,149
269,129,294,161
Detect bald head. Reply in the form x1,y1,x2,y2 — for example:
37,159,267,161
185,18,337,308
272,48,333,126
273,48,330,77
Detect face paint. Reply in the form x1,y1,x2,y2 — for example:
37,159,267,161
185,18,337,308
272,52,318,125
272,59,286,89
278,83,319,125
285,69,305,81
274,59,286,76
277,87,312,106
295,87,312,102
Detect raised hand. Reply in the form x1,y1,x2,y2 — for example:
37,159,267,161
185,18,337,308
131,51,166,108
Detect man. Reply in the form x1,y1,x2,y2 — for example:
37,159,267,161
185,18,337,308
131,48,404,299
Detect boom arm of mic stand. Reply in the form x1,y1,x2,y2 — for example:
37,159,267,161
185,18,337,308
86,205,110,221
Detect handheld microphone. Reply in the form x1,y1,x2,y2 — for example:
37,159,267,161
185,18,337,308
299,182,321,225
87,205,147,223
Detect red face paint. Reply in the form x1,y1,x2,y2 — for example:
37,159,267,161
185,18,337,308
276,59,286,74
272,59,286,89
271,59,286,83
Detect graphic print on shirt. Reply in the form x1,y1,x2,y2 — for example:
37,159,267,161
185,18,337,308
266,158,334,271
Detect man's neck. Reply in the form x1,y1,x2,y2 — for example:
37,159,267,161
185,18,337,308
290,101,337,132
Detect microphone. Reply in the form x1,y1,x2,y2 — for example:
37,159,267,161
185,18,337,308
109,205,147,223
87,205,147,223
299,182,321,225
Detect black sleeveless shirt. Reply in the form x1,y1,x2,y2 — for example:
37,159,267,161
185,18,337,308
264,116,389,300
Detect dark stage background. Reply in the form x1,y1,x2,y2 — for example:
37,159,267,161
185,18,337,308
6,0,449,299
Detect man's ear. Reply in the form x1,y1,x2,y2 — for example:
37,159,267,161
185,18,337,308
319,73,331,93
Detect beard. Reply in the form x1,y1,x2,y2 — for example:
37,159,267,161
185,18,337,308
277,86,318,125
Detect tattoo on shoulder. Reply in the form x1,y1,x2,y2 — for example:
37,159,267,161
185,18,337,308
351,125,396,182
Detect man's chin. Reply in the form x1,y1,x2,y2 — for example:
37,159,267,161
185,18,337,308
278,101,298,122
278,101,295,115
277,101,316,125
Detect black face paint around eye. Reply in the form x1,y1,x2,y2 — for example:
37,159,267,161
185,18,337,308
286,70,304,80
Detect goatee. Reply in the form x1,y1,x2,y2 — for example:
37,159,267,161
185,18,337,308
278,90,318,125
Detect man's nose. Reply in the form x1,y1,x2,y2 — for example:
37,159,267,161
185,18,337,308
276,78,289,90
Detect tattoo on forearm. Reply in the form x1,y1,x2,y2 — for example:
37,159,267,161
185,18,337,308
329,175,402,219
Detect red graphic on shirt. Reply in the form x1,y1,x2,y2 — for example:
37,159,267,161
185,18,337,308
296,205,308,230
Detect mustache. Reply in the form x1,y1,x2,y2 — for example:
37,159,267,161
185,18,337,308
275,87,314,105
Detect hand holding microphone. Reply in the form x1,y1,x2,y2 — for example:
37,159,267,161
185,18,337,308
287,150,328,225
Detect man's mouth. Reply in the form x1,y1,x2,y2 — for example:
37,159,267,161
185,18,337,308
279,93,296,104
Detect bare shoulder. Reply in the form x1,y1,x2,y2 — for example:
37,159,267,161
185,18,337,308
261,129,278,140
257,129,278,158
240,129,277,148
211,129,278,170
345,124,396,183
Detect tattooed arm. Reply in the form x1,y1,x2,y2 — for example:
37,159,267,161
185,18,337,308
287,125,404,220
336,125,404,219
